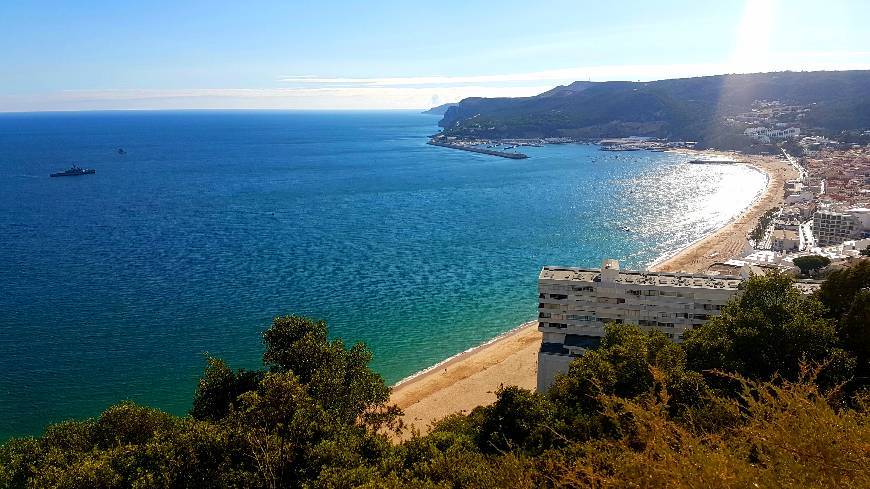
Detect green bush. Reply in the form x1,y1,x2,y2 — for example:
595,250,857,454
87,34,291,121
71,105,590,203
4,263,870,488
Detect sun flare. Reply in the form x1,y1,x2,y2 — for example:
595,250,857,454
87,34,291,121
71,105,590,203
729,0,778,73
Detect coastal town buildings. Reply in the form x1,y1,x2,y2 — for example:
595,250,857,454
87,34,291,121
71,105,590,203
744,126,801,143
751,148,869,263
802,147,870,205
771,229,800,252
536,260,741,391
724,100,809,143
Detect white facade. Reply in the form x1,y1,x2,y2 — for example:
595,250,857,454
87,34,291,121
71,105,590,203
744,126,801,143
771,229,800,252
536,260,741,391
848,207,870,238
785,190,814,204
813,208,860,246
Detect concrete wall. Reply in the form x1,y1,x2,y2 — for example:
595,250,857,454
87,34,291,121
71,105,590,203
537,352,574,392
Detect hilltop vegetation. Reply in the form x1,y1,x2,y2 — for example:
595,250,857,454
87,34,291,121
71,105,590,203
2,263,869,488
438,70,870,149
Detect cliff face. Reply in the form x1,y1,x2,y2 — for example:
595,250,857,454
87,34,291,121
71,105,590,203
437,71,870,143
421,103,459,115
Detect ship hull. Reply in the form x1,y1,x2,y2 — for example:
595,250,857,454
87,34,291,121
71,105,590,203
50,169,96,177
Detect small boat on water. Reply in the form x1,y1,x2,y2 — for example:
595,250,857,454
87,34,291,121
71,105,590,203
117,148,127,155
50,165,95,177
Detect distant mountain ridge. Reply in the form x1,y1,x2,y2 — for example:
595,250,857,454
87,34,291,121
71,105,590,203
437,71,870,148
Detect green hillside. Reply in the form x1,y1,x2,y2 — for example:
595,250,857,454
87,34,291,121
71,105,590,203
439,71,870,148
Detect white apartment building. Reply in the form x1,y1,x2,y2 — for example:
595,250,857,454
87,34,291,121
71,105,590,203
537,260,741,391
744,126,801,143
813,207,861,246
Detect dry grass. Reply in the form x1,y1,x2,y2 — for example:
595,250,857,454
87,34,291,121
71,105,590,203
540,374,869,489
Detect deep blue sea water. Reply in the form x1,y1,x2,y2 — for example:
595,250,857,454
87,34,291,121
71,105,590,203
0,111,766,439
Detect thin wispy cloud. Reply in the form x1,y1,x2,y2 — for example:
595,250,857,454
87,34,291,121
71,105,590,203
3,56,869,112
0,85,553,112
281,55,870,88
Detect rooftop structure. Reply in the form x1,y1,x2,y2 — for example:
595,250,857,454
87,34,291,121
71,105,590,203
771,229,800,252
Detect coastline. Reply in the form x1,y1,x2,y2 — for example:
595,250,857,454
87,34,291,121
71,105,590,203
645,154,769,271
390,321,540,439
391,320,538,389
390,148,796,438
649,150,796,273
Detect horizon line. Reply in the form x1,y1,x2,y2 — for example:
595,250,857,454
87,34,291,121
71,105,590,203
4,67,870,113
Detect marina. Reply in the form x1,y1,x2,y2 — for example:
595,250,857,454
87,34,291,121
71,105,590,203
427,139,529,159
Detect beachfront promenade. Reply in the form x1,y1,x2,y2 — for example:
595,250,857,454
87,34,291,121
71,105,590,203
389,151,797,438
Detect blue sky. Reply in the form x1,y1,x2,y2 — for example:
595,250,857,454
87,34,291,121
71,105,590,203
2,0,869,111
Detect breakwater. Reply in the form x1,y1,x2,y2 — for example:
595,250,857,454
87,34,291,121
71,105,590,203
427,140,529,159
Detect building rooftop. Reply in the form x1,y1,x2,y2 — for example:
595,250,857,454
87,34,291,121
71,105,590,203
540,265,742,290
772,229,799,240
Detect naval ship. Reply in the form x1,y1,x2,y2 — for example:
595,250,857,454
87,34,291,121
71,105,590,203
50,165,96,177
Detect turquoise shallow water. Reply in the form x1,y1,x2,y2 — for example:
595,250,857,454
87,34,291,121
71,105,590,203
0,111,766,439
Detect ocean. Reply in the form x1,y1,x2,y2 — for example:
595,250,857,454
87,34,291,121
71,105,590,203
0,110,766,439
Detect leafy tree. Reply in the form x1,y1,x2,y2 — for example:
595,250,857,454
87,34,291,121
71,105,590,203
263,315,399,430
817,259,870,318
93,401,178,447
191,356,263,421
683,273,844,381
549,325,686,416
792,255,831,275
542,376,870,489
227,371,330,487
473,386,559,454
841,290,870,375
263,316,331,382
817,260,870,375
5,303,870,489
